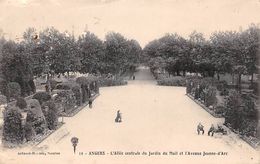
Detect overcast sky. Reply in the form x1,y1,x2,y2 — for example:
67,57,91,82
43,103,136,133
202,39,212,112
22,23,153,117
0,0,260,47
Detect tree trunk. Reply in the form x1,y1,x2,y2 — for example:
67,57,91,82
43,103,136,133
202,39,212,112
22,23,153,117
176,70,180,76
232,73,234,84
217,72,220,81
238,73,242,92
46,73,51,94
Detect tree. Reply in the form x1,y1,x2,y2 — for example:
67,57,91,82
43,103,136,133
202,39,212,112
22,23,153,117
78,32,105,74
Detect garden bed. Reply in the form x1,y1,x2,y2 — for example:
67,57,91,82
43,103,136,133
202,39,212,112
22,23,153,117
60,93,100,117
225,123,260,149
1,122,64,148
186,93,222,118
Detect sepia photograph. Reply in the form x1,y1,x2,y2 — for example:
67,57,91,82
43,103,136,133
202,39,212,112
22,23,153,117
0,0,259,164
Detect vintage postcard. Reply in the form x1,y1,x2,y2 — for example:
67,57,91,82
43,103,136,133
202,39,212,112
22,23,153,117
0,0,259,164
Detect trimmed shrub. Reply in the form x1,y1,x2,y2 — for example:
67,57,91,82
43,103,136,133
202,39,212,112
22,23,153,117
0,78,8,99
2,106,24,144
32,92,51,105
204,86,217,107
157,76,186,86
0,94,7,105
42,100,59,130
26,99,46,135
54,90,76,113
16,97,27,110
7,82,21,101
24,122,36,141
50,79,59,91
71,85,82,106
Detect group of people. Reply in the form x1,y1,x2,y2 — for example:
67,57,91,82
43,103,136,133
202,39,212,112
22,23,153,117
197,123,226,136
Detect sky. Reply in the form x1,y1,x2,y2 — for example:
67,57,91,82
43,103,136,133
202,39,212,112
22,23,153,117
0,0,260,47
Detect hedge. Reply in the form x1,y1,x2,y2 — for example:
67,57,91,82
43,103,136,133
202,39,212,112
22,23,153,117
98,78,127,87
157,76,186,86
32,92,52,105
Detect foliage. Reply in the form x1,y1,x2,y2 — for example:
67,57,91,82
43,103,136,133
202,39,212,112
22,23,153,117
32,92,51,105
7,82,21,100
15,97,27,109
225,91,258,137
249,82,259,96
2,106,24,144
0,40,35,97
214,105,226,115
71,85,82,106
26,99,47,134
157,76,186,86
204,86,217,107
98,77,127,87
49,79,59,91
24,122,36,141
0,94,7,105
42,100,59,130
54,90,76,113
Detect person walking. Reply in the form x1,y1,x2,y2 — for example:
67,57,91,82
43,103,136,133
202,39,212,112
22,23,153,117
208,124,215,136
89,99,93,108
115,110,122,123
197,122,204,135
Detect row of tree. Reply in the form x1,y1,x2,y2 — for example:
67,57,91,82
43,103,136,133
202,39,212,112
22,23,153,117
0,27,142,97
143,24,259,86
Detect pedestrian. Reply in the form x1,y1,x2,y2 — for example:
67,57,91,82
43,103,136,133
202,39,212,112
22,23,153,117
133,75,135,80
89,99,93,108
208,124,215,136
115,110,122,123
197,122,204,135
